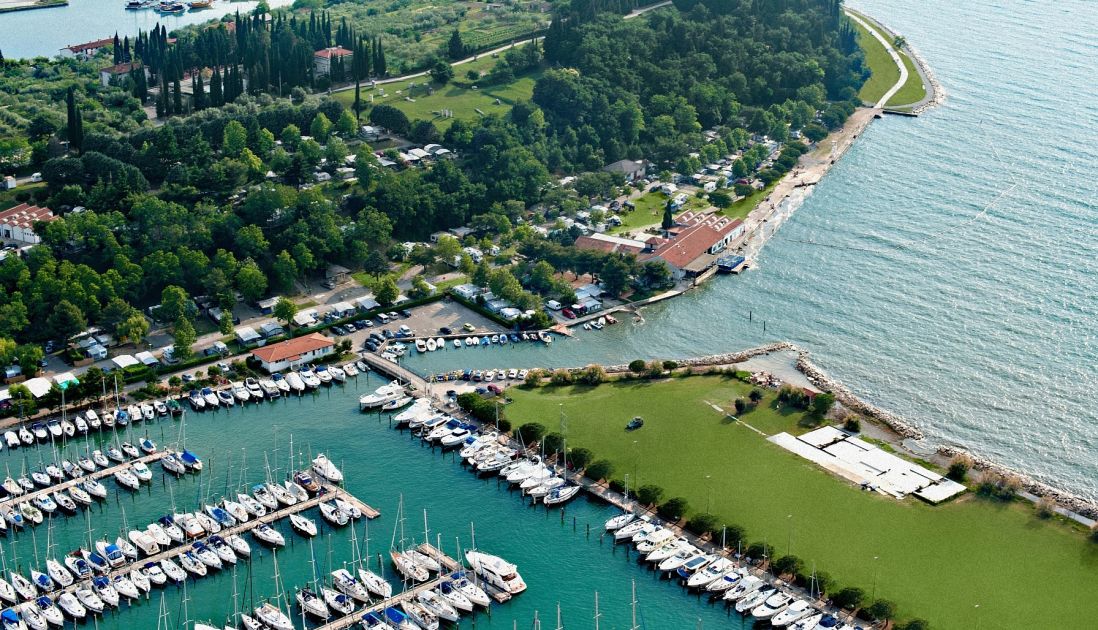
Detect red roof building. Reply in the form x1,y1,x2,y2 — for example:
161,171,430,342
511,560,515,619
251,333,334,372
574,233,649,256
642,214,745,278
313,47,353,77
60,38,114,59
0,204,57,245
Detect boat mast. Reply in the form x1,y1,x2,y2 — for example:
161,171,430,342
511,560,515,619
594,591,600,630
555,602,563,630
630,579,639,630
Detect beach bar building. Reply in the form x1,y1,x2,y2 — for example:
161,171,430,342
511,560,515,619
251,333,334,372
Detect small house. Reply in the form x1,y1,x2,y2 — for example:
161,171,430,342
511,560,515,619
251,332,335,373
257,297,280,315
110,354,140,371
451,284,484,301
259,322,285,339
235,326,262,345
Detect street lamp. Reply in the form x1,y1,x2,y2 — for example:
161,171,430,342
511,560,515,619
705,475,712,514
786,514,793,555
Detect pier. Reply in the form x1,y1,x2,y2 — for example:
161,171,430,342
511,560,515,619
1,450,168,510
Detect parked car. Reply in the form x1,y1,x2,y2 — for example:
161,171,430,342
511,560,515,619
462,322,475,332
439,326,453,335
562,309,576,319
399,309,412,318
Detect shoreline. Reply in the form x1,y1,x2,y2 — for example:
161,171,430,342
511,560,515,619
848,7,944,113
0,0,66,12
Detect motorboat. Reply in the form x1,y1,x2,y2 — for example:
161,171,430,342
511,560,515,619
129,567,150,593
191,541,223,569
161,452,186,475
244,377,264,399
272,373,292,393
205,504,237,528
74,415,89,434
464,551,526,594
311,453,343,483
217,389,236,406
46,420,63,440
440,424,474,448
106,445,124,462
130,461,153,482
313,365,333,385
120,441,140,458
296,586,330,619
331,568,370,602
88,411,102,429
284,371,306,393
437,581,474,612
90,576,120,608
31,596,64,627
207,537,237,564
646,538,692,564
771,599,813,627
254,603,294,630
525,476,565,499
299,369,321,389
674,553,717,581
329,365,347,382
266,482,296,506
252,523,285,547
202,387,219,407
240,615,264,630
145,523,171,546
18,428,34,446
31,423,48,442
58,591,88,619
140,438,157,454
16,602,46,630
390,551,429,582
141,403,156,421
81,478,107,499
153,400,168,417
319,501,348,526
20,503,44,525
95,541,126,568
173,512,205,538
381,396,412,411
141,562,167,587
0,506,19,529
259,379,280,399
289,513,317,537
188,390,206,410
3,430,20,448
60,459,80,479
231,381,250,402
343,363,359,377
128,530,160,556
80,549,109,574
359,611,392,629
238,492,267,517
401,600,440,630
416,588,459,622
32,494,58,514
790,612,825,630
425,418,461,442
45,560,72,588
1,476,23,497
735,585,775,613
113,574,140,600
693,560,738,591
751,590,794,620
31,569,56,593
63,554,91,581
322,587,354,616
114,468,140,490
45,463,63,481
358,382,405,410
448,572,489,607
635,528,676,553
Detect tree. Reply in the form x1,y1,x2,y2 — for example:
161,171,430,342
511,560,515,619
271,250,299,292
600,257,631,297
661,199,674,231
234,224,270,260
687,513,720,537
47,300,87,341
65,87,84,152
636,484,664,506
7,384,36,417
363,250,389,279
274,298,298,327
14,344,44,377
409,276,432,298
568,447,593,469
368,105,409,136
516,422,547,444
585,459,614,481
657,497,689,521
772,555,804,577
172,317,196,360
579,364,606,385
281,124,302,151
709,190,732,207
628,359,647,373
429,59,454,84
222,120,248,157
749,389,764,403
746,541,774,561
159,285,190,323
831,587,866,611
447,30,465,60
116,313,149,345
733,398,747,414
219,310,234,335
310,113,333,142
235,260,268,303
375,276,399,306
863,599,897,622
898,621,929,630
335,109,357,137
812,392,836,416
523,368,542,387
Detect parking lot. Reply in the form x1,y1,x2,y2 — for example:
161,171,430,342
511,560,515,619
323,298,509,352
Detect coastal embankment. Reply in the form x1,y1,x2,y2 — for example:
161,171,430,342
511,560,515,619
0,0,66,12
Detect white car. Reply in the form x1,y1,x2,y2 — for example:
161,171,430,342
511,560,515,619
517,369,528,380
483,370,495,382
508,369,518,379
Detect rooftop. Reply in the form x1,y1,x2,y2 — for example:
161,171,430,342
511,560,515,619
574,233,647,255
63,37,113,53
314,46,353,59
251,332,333,364
0,204,57,229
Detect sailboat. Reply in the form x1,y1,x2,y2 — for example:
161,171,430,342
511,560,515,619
254,551,295,630
296,539,330,619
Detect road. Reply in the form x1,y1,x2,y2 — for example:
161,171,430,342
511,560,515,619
845,10,908,108
329,0,672,95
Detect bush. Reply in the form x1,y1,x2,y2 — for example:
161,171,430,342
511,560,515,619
456,392,506,426
749,389,764,403
734,398,747,414
861,599,896,622
976,472,1019,502
947,454,972,482
844,417,861,433
798,570,834,597
496,418,512,433
551,368,574,385
686,513,720,537
831,586,865,611
516,422,547,445
523,368,543,387
657,497,689,521
662,360,678,371
579,364,606,385
898,619,930,630
720,524,746,548
568,447,594,469
541,432,564,455
628,359,647,373
745,541,774,562
608,478,626,493
585,459,614,481
1091,522,1098,543
636,484,664,506
645,360,664,378
772,555,804,578
1035,496,1056,518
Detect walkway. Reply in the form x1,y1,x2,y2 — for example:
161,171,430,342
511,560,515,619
845,10,908,108
3,450,168,510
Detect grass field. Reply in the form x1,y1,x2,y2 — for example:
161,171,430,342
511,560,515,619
334,55,540,131
612,190,712,235
507,376,1098,629
887,50,927,107
720,180,778,221
851,12,927,107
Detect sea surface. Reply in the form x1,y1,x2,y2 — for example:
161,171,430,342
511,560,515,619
0,384,767,628
404,0,1098,501
0,0,291,60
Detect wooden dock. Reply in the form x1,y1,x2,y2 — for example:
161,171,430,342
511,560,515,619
1,450,169,510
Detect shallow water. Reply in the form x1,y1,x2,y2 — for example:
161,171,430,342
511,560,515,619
0,385,767,628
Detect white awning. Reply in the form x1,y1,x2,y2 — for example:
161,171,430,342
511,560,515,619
111,354,140,370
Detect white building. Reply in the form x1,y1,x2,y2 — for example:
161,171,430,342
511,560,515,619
251,333,335,373
0,204,57,245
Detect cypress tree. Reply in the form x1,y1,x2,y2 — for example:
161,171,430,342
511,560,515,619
113,32,121,64
373,37,386,77
194,74,206,110
65,87,84,151
353,79,361,121
156,75,167,117
211,67,223,106
123,36,131,62
172,78,182,114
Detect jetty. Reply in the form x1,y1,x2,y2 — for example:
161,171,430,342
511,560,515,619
314,543,510,630
2,450,168,509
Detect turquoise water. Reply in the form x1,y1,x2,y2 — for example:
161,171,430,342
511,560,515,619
407,0,1098,502
0,0,291,60
0,383,765,628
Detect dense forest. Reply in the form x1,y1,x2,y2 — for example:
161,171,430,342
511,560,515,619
0,0,865,371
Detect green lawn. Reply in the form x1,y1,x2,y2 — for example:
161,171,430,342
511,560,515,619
612,190,712,235
852,19,899,105
719,180,778,221
0,181,45,210
851,11,927,107
334,55,540,131
507,376,1098,629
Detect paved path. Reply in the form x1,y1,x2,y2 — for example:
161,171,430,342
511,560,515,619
846,10,908,108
